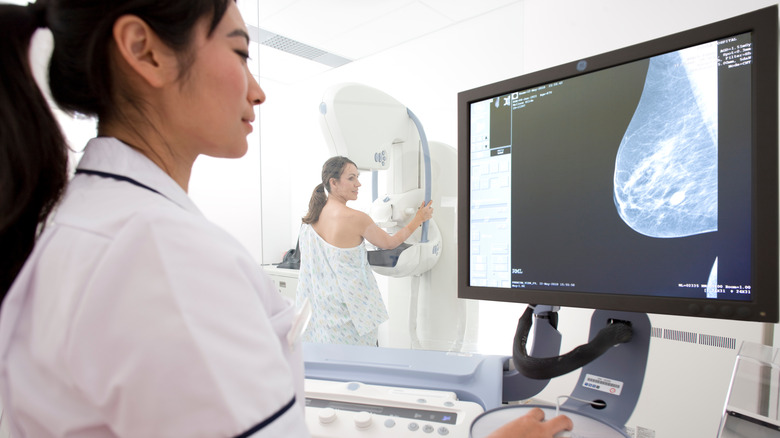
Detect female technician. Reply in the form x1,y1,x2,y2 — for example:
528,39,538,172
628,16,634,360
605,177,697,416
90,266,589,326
0,1,307,436
0,0,570,436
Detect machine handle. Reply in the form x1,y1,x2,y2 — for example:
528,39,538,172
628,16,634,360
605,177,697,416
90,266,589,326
407,108,431,243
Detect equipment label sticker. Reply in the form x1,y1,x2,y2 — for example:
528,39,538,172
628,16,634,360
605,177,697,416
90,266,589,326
582,374,623,396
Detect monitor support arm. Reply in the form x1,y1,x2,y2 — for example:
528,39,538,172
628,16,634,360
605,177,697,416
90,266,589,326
502,305,562,402
513,305,634,380
503,305,651,430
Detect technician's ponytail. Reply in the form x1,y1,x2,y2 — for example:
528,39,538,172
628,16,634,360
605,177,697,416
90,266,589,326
0,2,68,298
301,156,357,224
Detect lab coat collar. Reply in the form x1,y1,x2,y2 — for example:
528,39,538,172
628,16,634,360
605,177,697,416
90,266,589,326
75,137,202,215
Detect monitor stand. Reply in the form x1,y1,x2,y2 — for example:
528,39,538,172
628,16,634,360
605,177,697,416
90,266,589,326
503,306,651,431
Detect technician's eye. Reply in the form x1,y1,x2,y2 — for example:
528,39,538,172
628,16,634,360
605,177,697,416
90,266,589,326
235,50,251,61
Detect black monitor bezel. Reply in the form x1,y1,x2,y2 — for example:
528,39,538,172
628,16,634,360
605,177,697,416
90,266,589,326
457,6,778,322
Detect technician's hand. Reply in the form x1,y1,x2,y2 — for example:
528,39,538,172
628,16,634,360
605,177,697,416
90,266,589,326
414,200,434,223
485,408,573,438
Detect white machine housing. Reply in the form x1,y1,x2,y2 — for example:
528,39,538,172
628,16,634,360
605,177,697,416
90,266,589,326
319,84,404,172
368,189,442,277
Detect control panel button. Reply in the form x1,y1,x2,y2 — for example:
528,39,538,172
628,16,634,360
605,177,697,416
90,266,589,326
354,411,373,429
318,408,337,424
408,422,420,431
384,418,396,428
423,424,435,433
438,426,451,435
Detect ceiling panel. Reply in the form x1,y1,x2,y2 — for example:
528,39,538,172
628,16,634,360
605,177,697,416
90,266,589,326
421,0,521,21
324,2,452,59
259,0,418,46
256,0,522,76
257,0,299,20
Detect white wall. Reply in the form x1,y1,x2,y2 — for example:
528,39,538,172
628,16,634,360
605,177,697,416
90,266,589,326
258,1,780,437
190,0,263,262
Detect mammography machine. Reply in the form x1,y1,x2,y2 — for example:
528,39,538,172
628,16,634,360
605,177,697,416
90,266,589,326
318,83,468,350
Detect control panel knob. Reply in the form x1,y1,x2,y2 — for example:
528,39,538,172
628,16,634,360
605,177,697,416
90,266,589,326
318,408,337,424
354,411,373,429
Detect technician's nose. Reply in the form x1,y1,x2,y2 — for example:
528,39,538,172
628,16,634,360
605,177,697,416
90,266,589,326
248,70,265,105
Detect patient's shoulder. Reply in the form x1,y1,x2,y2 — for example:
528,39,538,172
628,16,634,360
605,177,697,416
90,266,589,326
322,202,370,224
314,204,371,247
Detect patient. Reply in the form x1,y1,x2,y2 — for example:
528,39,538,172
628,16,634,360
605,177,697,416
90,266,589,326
296,156,433,346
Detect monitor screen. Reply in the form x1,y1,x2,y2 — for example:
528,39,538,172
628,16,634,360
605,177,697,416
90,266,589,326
457,6,778,322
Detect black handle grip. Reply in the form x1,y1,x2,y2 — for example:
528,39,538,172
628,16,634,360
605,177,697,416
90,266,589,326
512,306,634,380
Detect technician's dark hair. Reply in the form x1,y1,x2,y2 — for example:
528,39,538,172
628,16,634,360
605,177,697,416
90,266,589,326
0,0,231,298
302,156,357,224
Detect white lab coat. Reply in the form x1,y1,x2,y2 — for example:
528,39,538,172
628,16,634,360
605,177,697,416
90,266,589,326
0,137,310,437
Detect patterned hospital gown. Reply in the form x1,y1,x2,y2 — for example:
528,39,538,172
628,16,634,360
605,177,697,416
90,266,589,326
296,224,389,346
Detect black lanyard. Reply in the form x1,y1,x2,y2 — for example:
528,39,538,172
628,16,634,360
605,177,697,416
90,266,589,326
75,169,164,197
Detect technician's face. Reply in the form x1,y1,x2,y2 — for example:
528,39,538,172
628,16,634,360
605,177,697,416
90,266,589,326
169,2,265,159
333,164,361,200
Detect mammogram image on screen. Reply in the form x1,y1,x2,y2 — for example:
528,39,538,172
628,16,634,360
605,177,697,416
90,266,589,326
495,34,752,301
614,42,718,239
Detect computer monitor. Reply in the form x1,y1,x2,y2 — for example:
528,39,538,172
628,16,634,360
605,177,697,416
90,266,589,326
457,5,778,323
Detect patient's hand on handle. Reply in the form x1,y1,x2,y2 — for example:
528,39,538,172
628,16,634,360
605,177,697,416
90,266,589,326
486,408,573,438
362,200,434,250
414,200,434,224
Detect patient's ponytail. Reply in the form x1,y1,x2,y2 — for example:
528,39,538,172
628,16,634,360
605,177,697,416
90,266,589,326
301,156,356,224
0,2,68,298
302,184,327,224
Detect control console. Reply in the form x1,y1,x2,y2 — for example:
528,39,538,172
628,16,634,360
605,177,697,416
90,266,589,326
305,378,484,437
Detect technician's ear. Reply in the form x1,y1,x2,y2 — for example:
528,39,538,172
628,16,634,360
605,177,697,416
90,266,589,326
112,15,176,88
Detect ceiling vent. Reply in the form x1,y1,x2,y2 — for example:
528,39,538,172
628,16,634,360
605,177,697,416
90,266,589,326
248,25,352,68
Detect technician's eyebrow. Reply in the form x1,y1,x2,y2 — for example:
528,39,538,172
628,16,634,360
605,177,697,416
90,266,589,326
228,29,250,45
